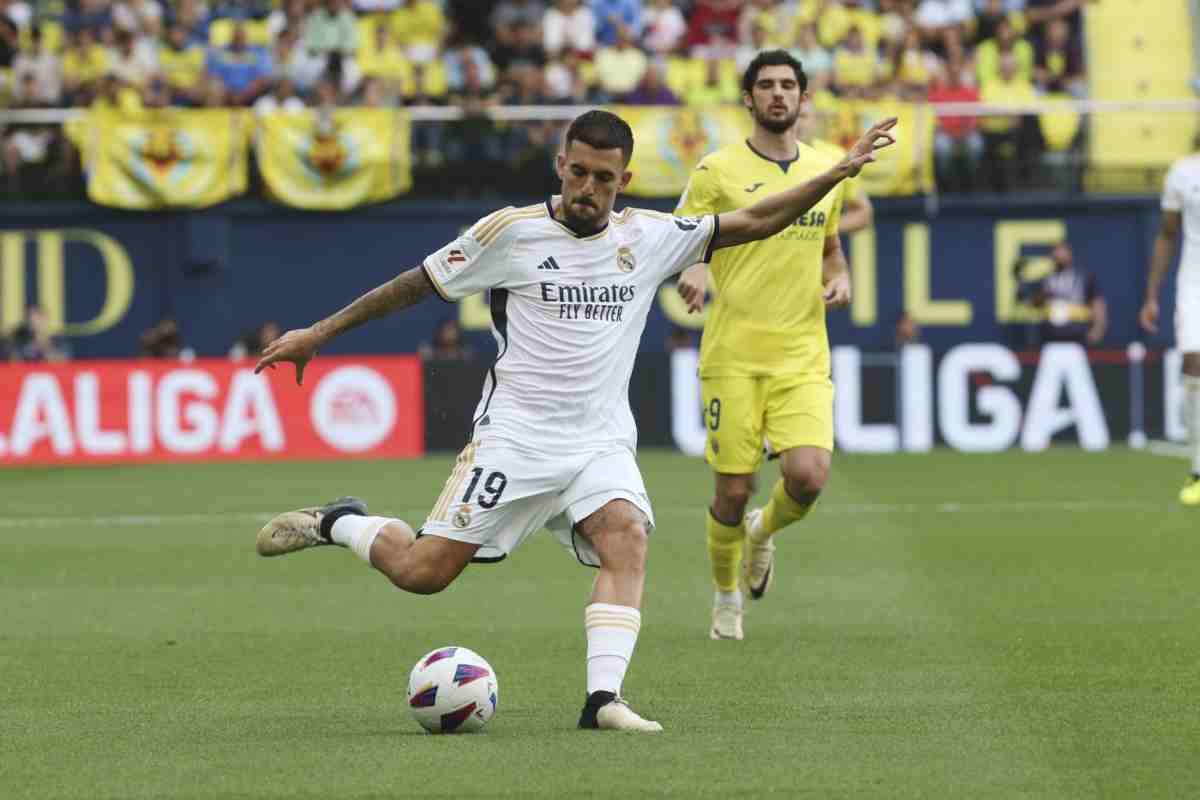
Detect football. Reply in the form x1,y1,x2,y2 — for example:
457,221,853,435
406,646,499,734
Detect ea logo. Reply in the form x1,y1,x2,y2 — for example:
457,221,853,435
310,366,397,452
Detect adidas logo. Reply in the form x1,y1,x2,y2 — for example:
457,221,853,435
537,257,562,271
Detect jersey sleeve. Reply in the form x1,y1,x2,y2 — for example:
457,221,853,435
422,209,521,301
652,213,720,279
1162,164,1184,212
676,159,722,217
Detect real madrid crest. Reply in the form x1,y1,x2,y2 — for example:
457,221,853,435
452,504,472,529
617,246,636,273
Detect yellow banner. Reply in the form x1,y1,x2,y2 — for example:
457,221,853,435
80,109,251,210
255,109,412,210
813,99,935,196
618,105,751,198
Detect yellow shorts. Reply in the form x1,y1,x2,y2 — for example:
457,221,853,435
701,375,834,474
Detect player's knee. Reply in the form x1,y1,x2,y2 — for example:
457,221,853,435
714,481,754,514
389,564,454,595
597,518,649,576
783,456,829,495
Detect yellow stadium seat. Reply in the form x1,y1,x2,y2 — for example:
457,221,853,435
665,56,693,96
358,16,384,58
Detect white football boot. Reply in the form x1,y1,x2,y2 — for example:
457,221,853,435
256,496,367,556
741,507,775,600
709,596,744,640
579,692,663,732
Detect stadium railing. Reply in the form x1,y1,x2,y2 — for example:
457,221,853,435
0,98,1197,201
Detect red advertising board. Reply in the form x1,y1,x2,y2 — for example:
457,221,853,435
0,357,424,466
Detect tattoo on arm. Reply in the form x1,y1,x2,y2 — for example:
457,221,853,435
312,267,435,342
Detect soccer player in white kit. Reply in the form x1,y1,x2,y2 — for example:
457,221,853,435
253,110,896,730
1142,149,1200,506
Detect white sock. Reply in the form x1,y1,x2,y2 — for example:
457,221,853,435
715,589,743,609
584,603,641,696
330,515,400,565
1187,376,1200,475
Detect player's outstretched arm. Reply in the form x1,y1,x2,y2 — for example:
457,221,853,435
712,118,897,251
255,266,436,384
1141,211,1182,334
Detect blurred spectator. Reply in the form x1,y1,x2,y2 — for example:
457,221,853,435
141,74,171,107
389,0,447,64
625,62,678,105
444,41,496,92
593,0,643,49
915,0,973,49
815,0,882,53
642,0,685,56
790,22,831,83
929,52,983,192
253,76,305,115
737,0,782,47
975,15,1033,86
543,53,586,102
832,26,878,97
1026,0,1083,49
594,22,647,101
140,317,191,359
685,58,736,106
979,52,1037,191
419,317,474,361
63,29,111,102
3,76,57,192
13,28,63,106
267,0,308,42
445,57,503,190
1,0,31,31
230,320,281,359
491,0,544,51
686,0,738,56
735,18,774,75
361,75,398,107
91,72,144,111
212,0,274,22
974,0,1012,43
1017,241,1107,345
109,28,159,89
888,26,940,91
1035,18,1083,96
491,19,546,75
65,0,115,38
9,307,68,362
172,0,212,46
894,312,922,348
543,0,594,58
878,0,918,50
199,74,229,106
159,23,207,105
274,26,328,94
208,21,273,105
113,0,164,37
304,0,357,71
665,324,695,353
361,25,415,98
355,0,399,15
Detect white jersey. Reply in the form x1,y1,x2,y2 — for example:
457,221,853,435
423,198,718,454
1163,154,1200,288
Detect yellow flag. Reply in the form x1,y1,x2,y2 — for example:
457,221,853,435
618,105,752,198
255,109,412,210
815,99,934,196
85,108,251,209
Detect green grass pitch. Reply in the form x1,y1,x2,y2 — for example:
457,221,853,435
2,448,1198,799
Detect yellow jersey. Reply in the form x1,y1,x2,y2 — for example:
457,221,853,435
677,140,844,379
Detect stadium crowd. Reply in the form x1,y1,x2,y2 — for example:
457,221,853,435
0,0,1090,193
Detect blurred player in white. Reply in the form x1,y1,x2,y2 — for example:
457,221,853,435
1141,146,1200,506
253,110,896,730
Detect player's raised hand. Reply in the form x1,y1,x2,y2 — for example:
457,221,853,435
676,263,709,313
1139,299,1160,334
842,117,899,177
823,272,852,309
254,326,320,385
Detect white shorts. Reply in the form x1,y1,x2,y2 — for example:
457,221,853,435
420,440,655,567
1177,287,1200,352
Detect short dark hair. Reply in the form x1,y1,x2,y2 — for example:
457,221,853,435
741,49,808,95
564,110,634,164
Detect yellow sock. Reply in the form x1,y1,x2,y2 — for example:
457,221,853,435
706,511,745,593
758,479,816,541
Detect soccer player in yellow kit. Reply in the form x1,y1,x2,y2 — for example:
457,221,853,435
675,50,855,640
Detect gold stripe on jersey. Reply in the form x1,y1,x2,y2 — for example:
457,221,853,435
474,205,543,247
431,441,477,521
